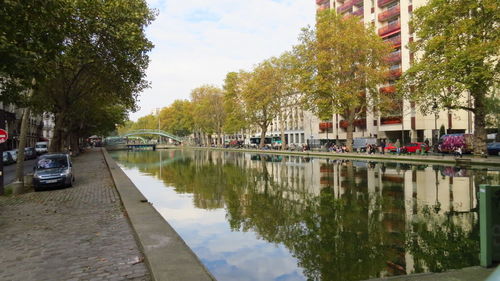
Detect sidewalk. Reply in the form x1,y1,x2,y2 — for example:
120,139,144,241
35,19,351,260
196,147,500,167
0,148,150,281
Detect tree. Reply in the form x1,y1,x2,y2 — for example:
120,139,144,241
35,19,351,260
191,85,226,146
294,10,391,151
223,72,248,136
239,61,282,148
271,52,303,150
159,100,194,137
398,0,499,155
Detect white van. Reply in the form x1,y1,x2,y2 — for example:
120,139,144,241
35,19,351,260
35,141,49,154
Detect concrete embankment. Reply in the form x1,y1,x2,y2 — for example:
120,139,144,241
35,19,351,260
190,147,500,167
102,148,215,281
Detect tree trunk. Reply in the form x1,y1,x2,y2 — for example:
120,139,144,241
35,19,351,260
473,107,487,156
15,108,30,183
50,113,65,152
259,125,267,148
346,122,354,152
280,114,286,150
70,133,80,156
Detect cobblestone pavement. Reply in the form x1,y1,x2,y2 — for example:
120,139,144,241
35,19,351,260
0,149,150,281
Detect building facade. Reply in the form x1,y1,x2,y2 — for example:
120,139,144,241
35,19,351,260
0,103,44,150
312,0,472,145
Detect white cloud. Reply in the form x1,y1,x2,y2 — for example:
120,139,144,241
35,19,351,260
131,0,315,120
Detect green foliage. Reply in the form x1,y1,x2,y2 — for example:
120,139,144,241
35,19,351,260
294,10,391,149
223,72,248,134
159,100,194,137
191,85,226,137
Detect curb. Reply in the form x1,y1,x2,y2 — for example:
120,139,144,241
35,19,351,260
101,148,215,281
188,147,500,167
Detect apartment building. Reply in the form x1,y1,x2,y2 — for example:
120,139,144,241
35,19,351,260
0,103,44,150
314,0,472,145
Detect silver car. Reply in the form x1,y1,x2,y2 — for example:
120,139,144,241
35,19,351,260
33,154,75,191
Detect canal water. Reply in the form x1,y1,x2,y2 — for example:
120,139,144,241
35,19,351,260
110,149,499,281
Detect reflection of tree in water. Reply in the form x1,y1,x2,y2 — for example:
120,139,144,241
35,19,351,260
113,150,482,280
406,207,479,273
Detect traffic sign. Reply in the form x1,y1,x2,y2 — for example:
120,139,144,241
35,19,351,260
0,129,8,144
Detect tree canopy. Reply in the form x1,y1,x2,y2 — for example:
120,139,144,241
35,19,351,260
294,10,391,150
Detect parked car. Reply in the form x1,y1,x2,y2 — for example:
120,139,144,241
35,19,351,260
384,143,397,152
32,154,74,191
3,151,14,165
7,149,17,162
402,142,430,153
487,142,500,156
35,141,49,154
24,147,37,160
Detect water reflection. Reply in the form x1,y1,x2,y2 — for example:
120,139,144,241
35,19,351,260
111,150,500,281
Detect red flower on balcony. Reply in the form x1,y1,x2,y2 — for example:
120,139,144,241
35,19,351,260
381,116,402,125
339,119,366,128
352,8,364,16
352,0,363,6
316,0,329,5
380,85,396,93
319,122,333,130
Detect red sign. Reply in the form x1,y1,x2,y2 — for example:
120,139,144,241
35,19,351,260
0,129,8,144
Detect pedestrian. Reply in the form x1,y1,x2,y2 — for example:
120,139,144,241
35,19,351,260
455,146,462,158
381,139,386,154
395,139,401,154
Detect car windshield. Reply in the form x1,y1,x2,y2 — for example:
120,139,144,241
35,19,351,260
36,157,67,169
36,144,46,148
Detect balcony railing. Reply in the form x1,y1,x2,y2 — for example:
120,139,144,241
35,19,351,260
378,21,401,36
385,51,401,64
337,0,353,13
388,67,402,78
316,0,329,5
352,0,363,7
378,0,398,8
378,5,400,22
384,34,401,47
352,8,364,16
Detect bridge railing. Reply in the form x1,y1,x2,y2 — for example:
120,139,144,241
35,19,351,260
121,129,185,143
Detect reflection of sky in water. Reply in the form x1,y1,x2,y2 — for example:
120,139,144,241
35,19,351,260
118,166,305,281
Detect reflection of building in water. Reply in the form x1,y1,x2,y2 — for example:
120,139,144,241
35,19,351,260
244,154,479,277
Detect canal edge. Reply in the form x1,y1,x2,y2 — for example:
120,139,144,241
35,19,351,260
101,148,216,281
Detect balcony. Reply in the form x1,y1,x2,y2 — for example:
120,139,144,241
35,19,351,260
381,116,402,125
316,0,329,4
352,8,364,16
378,0,398,8
337,0,353,13
352,0,363,7
388,67,402,79
380,85,396,93
378,21,400,37
378,5,400,22
384,34,401,47
319,122,333,130
339,119,366,128
385,51,401,64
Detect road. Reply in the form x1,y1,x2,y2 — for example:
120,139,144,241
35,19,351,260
3,159,36,185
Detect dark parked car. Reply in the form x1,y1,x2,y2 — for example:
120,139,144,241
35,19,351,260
33,154,74,191
24,147,37,160
3,151,14,165
487,142,500,156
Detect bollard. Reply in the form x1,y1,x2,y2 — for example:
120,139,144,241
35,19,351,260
479,185,500,267
11,180,24,195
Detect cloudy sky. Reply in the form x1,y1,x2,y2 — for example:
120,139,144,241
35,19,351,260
131,0,316,121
